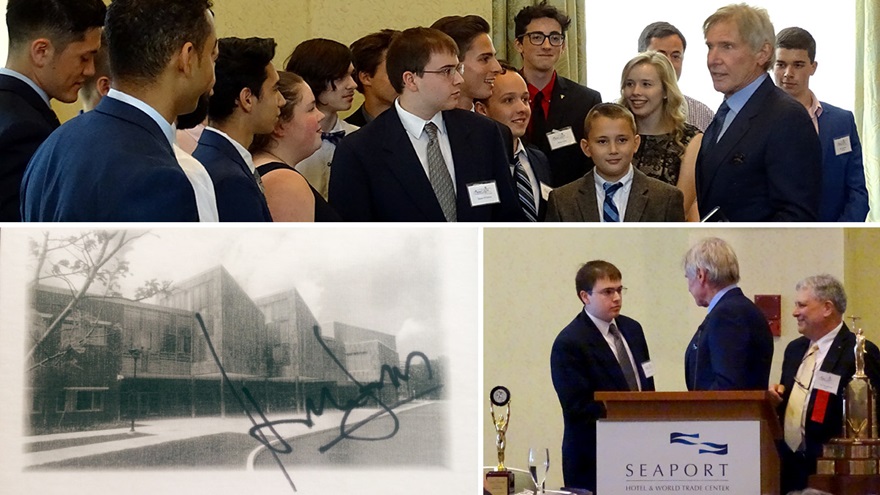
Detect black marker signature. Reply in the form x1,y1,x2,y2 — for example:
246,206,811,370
196,314,443,493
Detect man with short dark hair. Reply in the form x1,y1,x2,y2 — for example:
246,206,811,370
637,21,715,131
774,27,869,222
514,2,601,187
769,275,880,493
193,37,284,222
21,0,216,221
551,260,655,492
1,0,105,221
431,15,502,111
696,4,822,221
78,32,110,113
346,29,400,127
329,27,521,222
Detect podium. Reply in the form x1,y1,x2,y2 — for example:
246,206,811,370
594,391,782,495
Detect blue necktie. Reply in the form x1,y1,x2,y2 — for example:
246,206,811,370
603,182,623,222
321,130,346,146
705,101,730,144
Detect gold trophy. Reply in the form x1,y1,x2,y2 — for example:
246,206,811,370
486,386,514,495
815,324,880,478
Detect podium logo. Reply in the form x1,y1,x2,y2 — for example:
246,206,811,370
670,432,728,455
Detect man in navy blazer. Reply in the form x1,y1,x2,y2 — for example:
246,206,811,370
193,37,283,222
21,0,217,222
683,237,773,390
769,275,880,493
774,27,869,222
1,0,105,221
514,3,601,187
329,27,521,222
696,5,822,222
551,260,655,492
476,63,552,220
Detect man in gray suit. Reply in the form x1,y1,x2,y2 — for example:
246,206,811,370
546,103,684,222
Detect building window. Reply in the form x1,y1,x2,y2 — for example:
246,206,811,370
75,391,104,412
162,330,177,354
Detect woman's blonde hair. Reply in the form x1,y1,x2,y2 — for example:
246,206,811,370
617,51,688,154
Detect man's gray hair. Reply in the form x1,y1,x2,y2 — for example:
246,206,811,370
703,3,776,71
796,274,847,314
682,237,740,286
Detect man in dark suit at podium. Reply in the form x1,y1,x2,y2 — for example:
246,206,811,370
769,275,880,493
550,260,655,492
683,237,773,391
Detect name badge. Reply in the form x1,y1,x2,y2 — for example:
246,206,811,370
540,182,553,201
467,181,500,207
641,361,655,378
813,371,841,394
546,127,577,150
833,136,853,156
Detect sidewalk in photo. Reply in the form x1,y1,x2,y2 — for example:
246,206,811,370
23,400,433,468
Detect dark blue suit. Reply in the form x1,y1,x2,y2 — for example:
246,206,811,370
777,324,880,493
816,102,869,222
0,74,59,221
523,144,552,221
20,96,198,221
550,311,655,491
192,129,272,222
684,287,773,390
696,77,822,221
328,107,522,222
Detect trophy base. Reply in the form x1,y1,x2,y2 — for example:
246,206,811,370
817,438,880,475
485,470,514,495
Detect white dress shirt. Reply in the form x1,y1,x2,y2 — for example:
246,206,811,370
593,165,634,222
172,144,219,222
394,99,457,191
585,308,642,390
295,114,359,200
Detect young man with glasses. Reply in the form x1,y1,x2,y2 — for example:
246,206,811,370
551,260,655,492
328,27,522,222
514,2,601,188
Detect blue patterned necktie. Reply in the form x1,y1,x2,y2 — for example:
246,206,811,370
321,130,346,146
603,182,623,222
514,153,538,222
705,101,731,144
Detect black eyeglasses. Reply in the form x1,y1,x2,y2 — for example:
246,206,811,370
422,63,465,79
519,31,565,47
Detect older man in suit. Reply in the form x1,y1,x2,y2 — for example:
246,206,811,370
769,275,880,493
683,237,773,390
1,0,105,221
551,260,655,492
21,0,217,222
193,37,283,222
774,27,869,222
696,4,822,222
328,27,521,222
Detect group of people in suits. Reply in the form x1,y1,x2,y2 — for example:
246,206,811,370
550,237,880,494
0,1,868,222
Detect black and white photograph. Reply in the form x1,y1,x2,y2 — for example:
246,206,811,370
0,227,479,494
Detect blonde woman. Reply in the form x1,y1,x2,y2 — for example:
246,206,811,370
619,51,702,220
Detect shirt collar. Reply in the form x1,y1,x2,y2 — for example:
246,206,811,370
395,98,447,140
594,164,634,189
707,284,738,313
0,68,50,107
514,139,526,159
724,73,768,114
203,126,256,174
584,307,614,335
106,89,175,146
813,321,842,358
527,70,557,100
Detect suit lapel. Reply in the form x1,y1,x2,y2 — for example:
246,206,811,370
0,74,60,128
576,170,601,221
381,110,446,220
200,130,253,179
446,110,478,218
577,312,630,390
699,77,775,193
547,76,570,131
819,324,851,374
624,169,649,221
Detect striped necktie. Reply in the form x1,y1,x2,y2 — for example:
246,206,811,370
514,152,538,222
603,182,623,222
